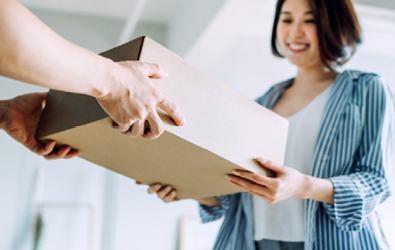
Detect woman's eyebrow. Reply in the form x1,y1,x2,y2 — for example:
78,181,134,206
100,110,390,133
280,11,291,15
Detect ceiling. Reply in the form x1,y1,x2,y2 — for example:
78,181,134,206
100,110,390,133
19,0,184,23
19,0,395,25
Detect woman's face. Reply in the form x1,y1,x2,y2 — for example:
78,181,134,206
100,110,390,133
276,0,321,69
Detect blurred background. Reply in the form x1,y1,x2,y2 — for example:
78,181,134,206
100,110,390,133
0,0,394,249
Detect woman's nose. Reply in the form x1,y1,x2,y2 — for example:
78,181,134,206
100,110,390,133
289,22,304,39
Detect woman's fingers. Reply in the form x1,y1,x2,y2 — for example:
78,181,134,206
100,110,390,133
229,178,271,200
232,170,276,186
164,190,177,202
148,184,161,194
147,184,177,202
157,185,173,200
227,174,272,196
227,175,265,191
257,158,285,175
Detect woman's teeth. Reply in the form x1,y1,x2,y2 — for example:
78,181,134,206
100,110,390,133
289,44,308,50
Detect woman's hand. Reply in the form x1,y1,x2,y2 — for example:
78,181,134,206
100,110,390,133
227,158,334,204
0,93,79,160
137,181,220,206
227,158,307,204
145,182,179,203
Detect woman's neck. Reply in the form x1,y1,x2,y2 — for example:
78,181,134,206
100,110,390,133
293,64,338,89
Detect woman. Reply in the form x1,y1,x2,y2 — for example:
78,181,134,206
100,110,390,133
147,0,395,249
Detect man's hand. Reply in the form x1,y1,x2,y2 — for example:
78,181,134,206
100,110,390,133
0,93,79,159
97,61,186,140
0,0,186,141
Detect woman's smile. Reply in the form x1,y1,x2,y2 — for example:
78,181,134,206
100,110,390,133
287,43,310,53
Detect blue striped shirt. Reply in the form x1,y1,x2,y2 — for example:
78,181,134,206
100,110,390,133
199,70,395,250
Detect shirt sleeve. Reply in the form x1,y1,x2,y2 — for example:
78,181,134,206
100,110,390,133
199,195,232,223
322,75,395,231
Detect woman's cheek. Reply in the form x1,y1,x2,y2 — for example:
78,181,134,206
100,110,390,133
276,26,288,52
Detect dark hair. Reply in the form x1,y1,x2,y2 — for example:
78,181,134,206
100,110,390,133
271,0,362,69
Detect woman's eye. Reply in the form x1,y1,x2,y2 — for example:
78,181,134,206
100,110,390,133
305,19,316,23
281,19,292,23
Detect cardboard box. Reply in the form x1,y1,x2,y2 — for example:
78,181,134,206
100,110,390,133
36,37,288,199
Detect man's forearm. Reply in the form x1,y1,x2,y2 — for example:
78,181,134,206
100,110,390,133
0,0,113,98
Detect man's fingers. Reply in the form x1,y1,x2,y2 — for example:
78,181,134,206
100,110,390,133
54,146,71,159
64,150,79,159
158,98,186,126
122,120,144,138
143,63,168,79
111,121,132,133
35,140,55,156
35,92,48,107
143,112,164,140
44,146,71,160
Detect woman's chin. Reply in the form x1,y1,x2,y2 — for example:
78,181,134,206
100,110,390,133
286,58,320,69
287,59,308,68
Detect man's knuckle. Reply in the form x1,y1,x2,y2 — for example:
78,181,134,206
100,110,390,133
133,111,145,121
145,105,156,114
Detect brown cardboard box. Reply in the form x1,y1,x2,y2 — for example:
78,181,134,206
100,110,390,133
36,36,288,199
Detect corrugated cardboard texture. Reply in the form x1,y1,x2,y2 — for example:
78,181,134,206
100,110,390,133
36,36,288,199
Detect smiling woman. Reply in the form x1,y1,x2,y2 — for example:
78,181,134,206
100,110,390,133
147,0,395,249
272,0,362,69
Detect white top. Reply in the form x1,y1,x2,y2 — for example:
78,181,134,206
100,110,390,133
253,84,333,242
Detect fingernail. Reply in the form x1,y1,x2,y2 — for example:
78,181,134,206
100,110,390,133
232,170,240,176
153,184,161,190
171,191,176,195
225,175,231,180
165,186,172,191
